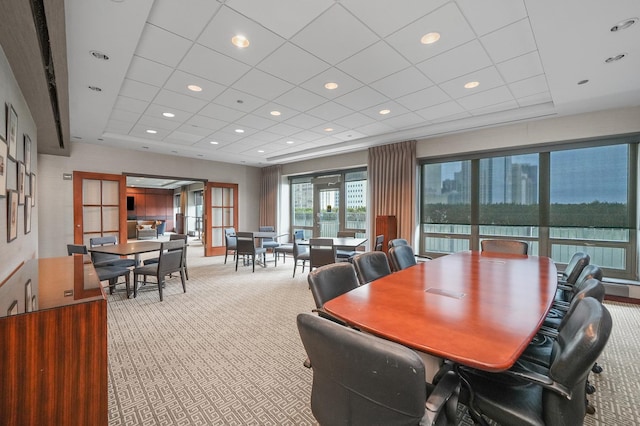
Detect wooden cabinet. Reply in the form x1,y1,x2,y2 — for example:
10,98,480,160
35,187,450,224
375,215,397,254
0,256,107,426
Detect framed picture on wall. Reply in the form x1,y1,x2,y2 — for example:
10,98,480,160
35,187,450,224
7,189,18,242
7,104,17,161
0,136,6,197
24,134,31,174
17,161,25,205
25,280,33,312
25,196,31,234
8,300,18,316
1,103,6,141
30,173,36,206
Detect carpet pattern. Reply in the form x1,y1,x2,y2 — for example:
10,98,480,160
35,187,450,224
106,246,639,425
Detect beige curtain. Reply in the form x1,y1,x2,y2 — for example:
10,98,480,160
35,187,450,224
368,140,417,243
259,165,281,227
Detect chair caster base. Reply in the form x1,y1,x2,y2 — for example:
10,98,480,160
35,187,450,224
586,383,596,394
586,403,596,415
592,363,603,374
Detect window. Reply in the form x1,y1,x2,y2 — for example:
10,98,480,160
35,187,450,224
420,139,637,279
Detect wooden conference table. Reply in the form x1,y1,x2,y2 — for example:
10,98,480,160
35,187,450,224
88,240,161,265
298,237,368,249
324,250,557,372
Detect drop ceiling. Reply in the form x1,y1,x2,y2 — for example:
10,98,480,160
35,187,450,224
64,0,640,166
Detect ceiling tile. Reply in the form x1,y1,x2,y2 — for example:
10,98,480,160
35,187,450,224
127,56,173,87
231,69,295,100
333,130,367,141
288,130,324,142
258,122,302,137
130,124,169,140
226,0,334,40
163,70,226,102
341,0,448,38
105,119,135,134
153,89,209,113
144,104,192,122
197,6,285,66
457,86,514,110
213,88,267,113
509,74,549,98
113,96,148,114
307,101,355,121
274,87,328,112
381,111,425,129
185,115,228,132
257,42,330,85
386,3,476,63
119,78,160,102
334,86,389,111
165,131,203,145
517,91,552,107
497,51,544,83
175,123,213,137
135,23,193,68
291,4,378,64
110,109,140,123
337,41,411,84
147,0,222,40
334,112,376,129
480,18,537,63
396,85,451,111
415,100,465,121
252,104,300,122
234,113,279,131
199,103,245,122
457,0,527,36
417,40,493,84
370,67,434,99
138,114,182,131
284,114,325,130
300,68,364,99
469,100,519,116
439,66,506,99
360,101,411,121
179,44,251,86
355,121,395,136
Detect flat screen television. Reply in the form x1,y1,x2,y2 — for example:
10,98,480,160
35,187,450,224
126,196,135,211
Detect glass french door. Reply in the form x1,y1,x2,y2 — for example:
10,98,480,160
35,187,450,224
314,184,340,237
73,171,127,245
204,182,238,256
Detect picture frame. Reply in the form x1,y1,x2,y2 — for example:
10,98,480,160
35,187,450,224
24,133,31,174
7,104,17,161
25,279,33,312
7,190,18,242
31,295,37,311
17,161,25,205
1,103,7,141
8,300,18,316
24,196,31,234
30,173,36,206
0,136,6,197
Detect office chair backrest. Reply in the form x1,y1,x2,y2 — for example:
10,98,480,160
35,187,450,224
307,263,359,309
558,279,605,331
236,232,256,254
388,238,409,249
561,252,590,284
574,263,603,285
89,235,120,264
545,297,612,423
225,228,237,249
309,238,336,269
337,231,356,238
374,234,384,251
388,244,418,271
480,239,528,255
297,313,427,426
293,229,304,241
352,251,391,285
158,240,184,276
259,226,276,244
67,244,88,255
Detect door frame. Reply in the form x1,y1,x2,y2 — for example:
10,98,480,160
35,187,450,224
204,182,238,256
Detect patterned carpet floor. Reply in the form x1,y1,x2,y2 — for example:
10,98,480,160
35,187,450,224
106,243,639,425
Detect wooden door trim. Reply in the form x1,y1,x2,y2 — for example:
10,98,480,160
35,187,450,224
204,182,238,257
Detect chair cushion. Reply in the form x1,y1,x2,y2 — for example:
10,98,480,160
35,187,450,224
95,266,130,281
133,264,158,275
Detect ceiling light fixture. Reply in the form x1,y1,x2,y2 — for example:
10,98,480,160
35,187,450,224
90,50,109,60
324,128,334,132
420,32,441,45
210,141,219,145
324,82,338,90
258,150,265,153
605,53,627,63
379,109,391,115
235,129,244,133
187,84,202,92
270,111,281,116
232,35,250,48
286,140,294,144
464,81,480,89
611,18,638,32
146,129,157,134
577,79,589,85
162,112,175,118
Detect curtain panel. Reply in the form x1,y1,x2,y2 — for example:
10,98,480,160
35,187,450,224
260,165,281,227
368,141,417,244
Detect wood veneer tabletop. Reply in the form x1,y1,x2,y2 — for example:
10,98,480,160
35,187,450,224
87,241,161,256
323,250,557,372
298,237,368,248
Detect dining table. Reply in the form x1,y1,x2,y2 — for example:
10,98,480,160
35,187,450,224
88,240,162,266
323,250,557,374
298,237,368,250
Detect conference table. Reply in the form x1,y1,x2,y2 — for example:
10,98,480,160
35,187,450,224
323,250,557,373
88,240,162,266
298,237,368,250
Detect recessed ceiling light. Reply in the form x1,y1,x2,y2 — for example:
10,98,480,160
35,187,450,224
235,129,244,133
162,112,175,118
379,109,391,115
257,150,265,153
324,82,338,90
146,129,157,134
286,140,294,144
210,141,219,145
90,50,109,60
611,18,638,32
420,32,441,45
88,86,102,92
324,128,334,132
270,111,281,116
464,81,480,89
232,35,250,48
187,84,202,92
577,79,589,85
605,53,626,63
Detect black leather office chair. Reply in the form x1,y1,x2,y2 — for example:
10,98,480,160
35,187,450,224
388,238,409,249
307,262,360,324
558,251,590,286
556,263,603,303
458,297,612,426
388,244,418,271
352,251,391,285
373,234,385,251
235,232,266,272
224,227,237,264
297,313,461,426
132,240,186,301
480,239,529,255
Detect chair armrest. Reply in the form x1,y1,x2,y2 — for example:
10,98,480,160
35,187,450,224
416,254,433,260
557,283,572,291
505,361,571,399
536,325,559,338
311,308,348,326
422,371,460,426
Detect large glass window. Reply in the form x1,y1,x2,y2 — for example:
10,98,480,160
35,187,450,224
420,140,636,279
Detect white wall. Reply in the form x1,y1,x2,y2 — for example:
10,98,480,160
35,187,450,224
0,45,38,280
37,141,261,258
